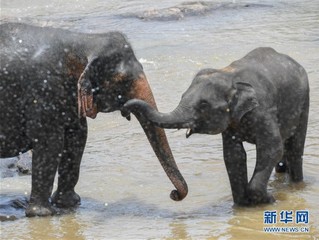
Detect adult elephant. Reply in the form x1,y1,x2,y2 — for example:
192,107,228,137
0,22,188,217
124,47,309,205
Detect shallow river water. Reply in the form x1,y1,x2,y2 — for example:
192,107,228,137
1,0,319,239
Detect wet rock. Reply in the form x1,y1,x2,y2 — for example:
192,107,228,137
10,198,28,209
0,215,18,221
135,7,184,21
17,151,32,175
0,196,28,222
0,151,32,178
0,157,18,178
122,1,273,21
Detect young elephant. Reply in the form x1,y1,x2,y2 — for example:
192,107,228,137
0,23,188,217
124,47,309,205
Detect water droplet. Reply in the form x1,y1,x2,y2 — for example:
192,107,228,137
232,136,236,140
18,39,22,43
104,203,108,207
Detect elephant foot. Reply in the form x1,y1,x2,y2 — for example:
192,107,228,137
51,190,81,208
246,189,275,205
233,189,275,206
25,202,56,217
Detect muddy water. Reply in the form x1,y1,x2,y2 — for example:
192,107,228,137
1,0,319,239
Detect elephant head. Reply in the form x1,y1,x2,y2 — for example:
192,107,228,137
123,68,259,137
77,33,188,201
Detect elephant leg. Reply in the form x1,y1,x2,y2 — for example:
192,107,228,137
51,118,87,208
248,119,283,204
25,126,64,217
222,131,249,205
285,107,308,182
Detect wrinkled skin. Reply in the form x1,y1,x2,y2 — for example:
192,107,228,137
0,23,188,217
124,47,309,205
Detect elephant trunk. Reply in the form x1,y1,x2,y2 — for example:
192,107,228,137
123,99,194,129
129,74,188,201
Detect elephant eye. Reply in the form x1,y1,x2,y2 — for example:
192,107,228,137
115,92,126,105
199,100,209,108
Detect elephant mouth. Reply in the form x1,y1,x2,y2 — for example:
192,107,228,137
99,106,113,113
97,101,117,113
85,104,98,119
186,125,225,138
185,127,201,138
186,128,194,138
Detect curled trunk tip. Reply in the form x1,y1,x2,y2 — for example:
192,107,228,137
170,187,188,201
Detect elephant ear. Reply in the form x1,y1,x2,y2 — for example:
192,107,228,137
77,57,98,119
229,82,259,124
